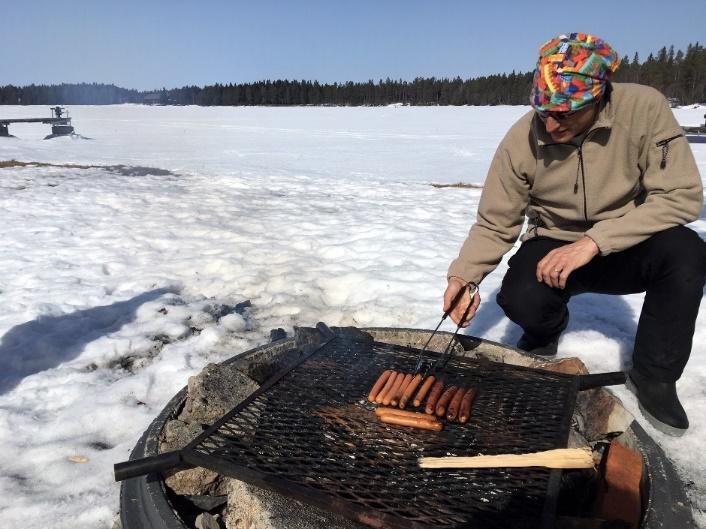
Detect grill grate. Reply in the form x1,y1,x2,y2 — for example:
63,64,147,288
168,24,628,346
182,330,578,529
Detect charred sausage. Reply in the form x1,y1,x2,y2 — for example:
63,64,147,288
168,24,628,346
458,387,478,424
446,387,467,422
424,380,445,415
435,385,458,417
368,370,393,402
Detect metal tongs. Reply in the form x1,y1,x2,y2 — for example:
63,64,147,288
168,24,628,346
414,282,478,378
369,283,478,409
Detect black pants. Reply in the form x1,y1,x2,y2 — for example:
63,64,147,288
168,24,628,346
496,226,706,382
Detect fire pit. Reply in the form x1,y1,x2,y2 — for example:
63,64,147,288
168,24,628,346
115,325,697,529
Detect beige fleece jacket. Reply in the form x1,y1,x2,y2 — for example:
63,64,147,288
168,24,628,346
448,83,703,286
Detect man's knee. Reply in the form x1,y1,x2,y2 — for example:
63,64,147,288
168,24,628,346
646,226,706,279
497,279,566,329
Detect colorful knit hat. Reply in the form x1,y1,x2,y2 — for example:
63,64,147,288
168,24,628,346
530,33,620,113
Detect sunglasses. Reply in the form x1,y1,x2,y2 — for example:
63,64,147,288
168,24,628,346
536,104,594,121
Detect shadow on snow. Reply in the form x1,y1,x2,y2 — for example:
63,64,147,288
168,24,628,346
467,286,638,369
0,288,174,395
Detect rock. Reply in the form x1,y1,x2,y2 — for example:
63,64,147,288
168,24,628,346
195,512,221,529
161,361,260,498
184,494,228,512
535,357,589,376
579,388,634,441
225,479,365,529
269,328,287,342
159,419,204,453
178,363,259,425
165,466,227,496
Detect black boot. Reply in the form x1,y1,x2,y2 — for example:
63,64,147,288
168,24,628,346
626,368,689,436
516,332,559,357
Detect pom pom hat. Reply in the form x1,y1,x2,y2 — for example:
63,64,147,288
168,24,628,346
530,33,620,114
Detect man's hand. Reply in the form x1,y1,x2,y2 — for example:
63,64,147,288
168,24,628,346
443,277,481,327
536,236,599,289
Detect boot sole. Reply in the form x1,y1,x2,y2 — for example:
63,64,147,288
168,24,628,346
625,377,688,437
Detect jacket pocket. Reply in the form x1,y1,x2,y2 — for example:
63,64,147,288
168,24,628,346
655,132,684,169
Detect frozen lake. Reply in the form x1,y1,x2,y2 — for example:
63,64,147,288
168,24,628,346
0,104,705,528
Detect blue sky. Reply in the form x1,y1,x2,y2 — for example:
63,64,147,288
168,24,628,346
1,0,704,91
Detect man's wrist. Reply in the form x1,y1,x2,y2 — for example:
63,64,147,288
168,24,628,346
448,276,479,294
580,235,600,256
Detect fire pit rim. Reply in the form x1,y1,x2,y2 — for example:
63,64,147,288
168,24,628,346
118,326,697,529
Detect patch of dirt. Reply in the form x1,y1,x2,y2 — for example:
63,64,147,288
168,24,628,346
430,182,483,189
0,159,176,176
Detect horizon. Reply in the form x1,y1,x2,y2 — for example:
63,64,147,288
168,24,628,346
2,0,704,91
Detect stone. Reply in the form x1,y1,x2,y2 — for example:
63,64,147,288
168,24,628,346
184,494,228,512
269,328,287,342
178,363,259,425
165,466,228,496
225,479,365,529
535,356,589,376
159,419,204,453
195,512,221,529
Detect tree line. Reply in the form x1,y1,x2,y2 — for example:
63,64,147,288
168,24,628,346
1,43,703,107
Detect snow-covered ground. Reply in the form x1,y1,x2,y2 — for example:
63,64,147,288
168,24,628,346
0,104,704,528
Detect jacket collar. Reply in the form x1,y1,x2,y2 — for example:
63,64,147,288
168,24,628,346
534,87,615,146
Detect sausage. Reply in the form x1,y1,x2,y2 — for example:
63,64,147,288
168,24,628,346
424,380,445,415
375,371,399,404
446,387,467,422
458,387,478,424
375,407,442,422
399,373,424,409
414,375,436,407
378,413,443,432
382,372,406,406
435,385,459,417
368,370,393,402
390,373,413,407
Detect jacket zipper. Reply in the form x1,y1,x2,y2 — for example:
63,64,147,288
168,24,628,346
542,125,605,226
575,145,588,221
572,130,598,221
656,134,683,169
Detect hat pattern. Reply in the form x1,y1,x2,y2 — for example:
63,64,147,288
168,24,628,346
530,32,620,113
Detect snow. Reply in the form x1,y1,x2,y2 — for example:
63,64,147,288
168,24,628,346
0,104,705,528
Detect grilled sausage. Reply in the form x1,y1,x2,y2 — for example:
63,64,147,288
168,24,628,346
435,385,458,417
446,387,467,422
375,407,440,422
390,373,413,407
458,387,478,424
375,371,399,404
399,373,424,409
383,372,406,406
414,375,436,407
424,380,445,415
368,370,393,402
378,413,443,432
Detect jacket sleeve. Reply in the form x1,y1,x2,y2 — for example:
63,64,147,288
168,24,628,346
447,127,532,285
585,94,703,254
